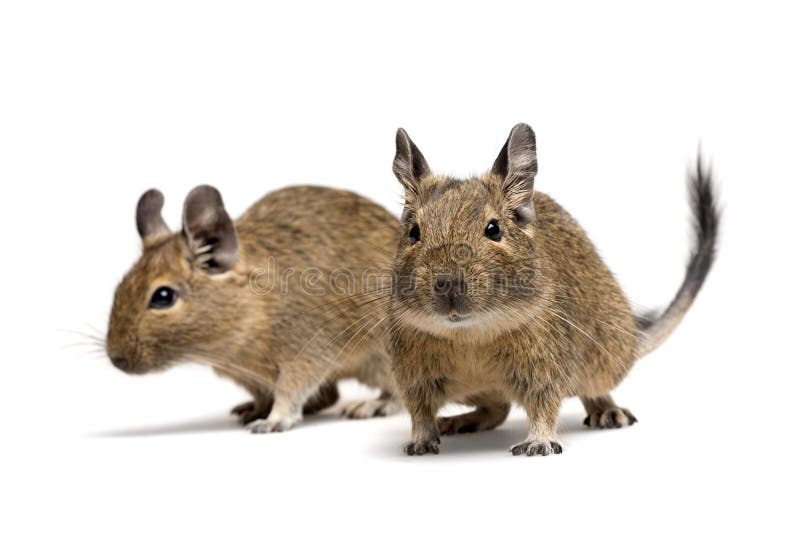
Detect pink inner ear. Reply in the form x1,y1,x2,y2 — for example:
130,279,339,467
513,203,535,227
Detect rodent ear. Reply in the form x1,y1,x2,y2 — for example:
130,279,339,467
393,128,431,188
182,185,238,274
393,128,430,222
392,128,431,223
136,189,172,242
491,123,538,227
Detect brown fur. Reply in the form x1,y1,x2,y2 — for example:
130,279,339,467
106,185,403,432
389,124,718,456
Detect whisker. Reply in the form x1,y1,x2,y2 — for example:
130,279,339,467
184,351,271,385
539,306,616,359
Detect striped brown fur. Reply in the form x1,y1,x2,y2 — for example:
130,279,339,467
389,124,719,456
106,185,403,432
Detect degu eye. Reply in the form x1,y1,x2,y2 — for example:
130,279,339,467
484,219,502,242
409,223,421,245
149,286,178,310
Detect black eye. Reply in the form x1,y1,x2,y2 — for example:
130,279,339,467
484,219,502,242
409,224,421,245
149,286,177,310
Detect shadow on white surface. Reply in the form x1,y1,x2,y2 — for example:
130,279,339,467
89,411,344,438
366,411,620,459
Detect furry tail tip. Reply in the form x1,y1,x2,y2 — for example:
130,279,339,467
635,156,720,357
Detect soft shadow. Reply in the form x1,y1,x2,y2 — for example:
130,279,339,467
293,412,341,429
440,421,528,456
557,412,591,435
89,414,240,437
89,410,343,438
369,411,594,459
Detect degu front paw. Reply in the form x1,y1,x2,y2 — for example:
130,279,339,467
403,437,441,456
509,439,563,457
247,413,301,434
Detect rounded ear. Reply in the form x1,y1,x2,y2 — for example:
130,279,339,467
136,189,171,242
491,123,538,227
393,128,431,223
182,185,238,274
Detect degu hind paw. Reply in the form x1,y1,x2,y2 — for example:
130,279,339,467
247,413,301,434
339,398,402,419
231,401,271,425
437,412,500,435
583,408,638,429
509,440,563,457
403,437,441,456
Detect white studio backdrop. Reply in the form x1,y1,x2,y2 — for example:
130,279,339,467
1,1,797,532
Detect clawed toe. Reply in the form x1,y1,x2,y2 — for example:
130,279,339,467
231,402,252,416
231,401,272,425
509,439,563,457
248,419,282,434
403,438,441,456
247,413,301,434
340,399,402,419
583,408,637,429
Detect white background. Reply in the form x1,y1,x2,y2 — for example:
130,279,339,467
1,1,798,532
